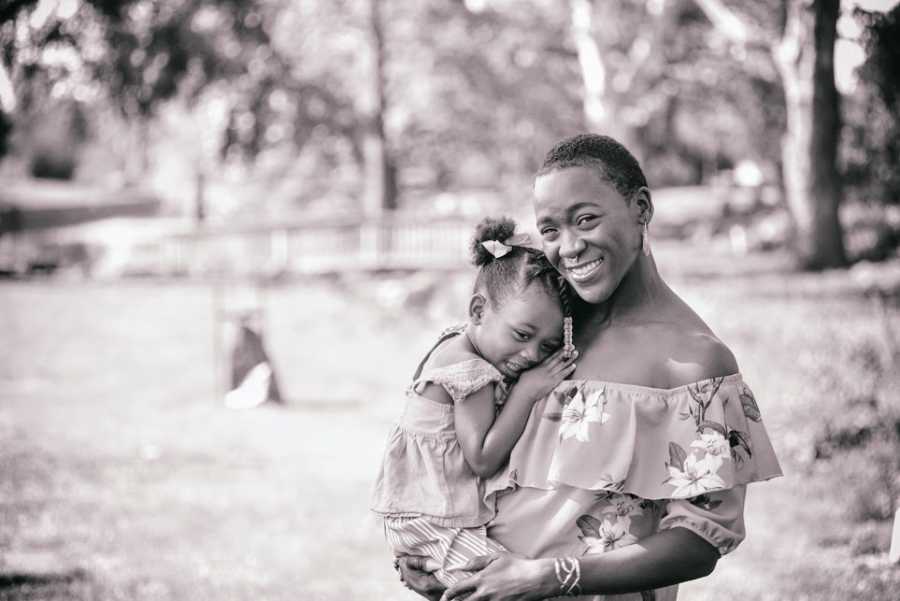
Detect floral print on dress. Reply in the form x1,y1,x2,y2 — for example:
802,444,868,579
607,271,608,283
602,494,646,519
739,384,762,421
681,377,726,435
576,514,638,552
663,378,760,496
664,451,727,498
549,384,610,443
510,375,781,504
690,431,731,470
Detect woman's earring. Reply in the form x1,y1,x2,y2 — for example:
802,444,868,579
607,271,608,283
641,223,651,256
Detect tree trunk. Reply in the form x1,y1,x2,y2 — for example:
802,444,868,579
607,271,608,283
361,0,398,216
774,0,846,269
569,0,641,150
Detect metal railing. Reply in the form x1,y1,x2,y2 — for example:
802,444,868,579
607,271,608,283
164,214,475,277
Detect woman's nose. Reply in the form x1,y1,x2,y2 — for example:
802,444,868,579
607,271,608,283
559,229,585,259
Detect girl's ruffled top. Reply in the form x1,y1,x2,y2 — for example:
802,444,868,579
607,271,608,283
485,373,782,504
370,355,505,528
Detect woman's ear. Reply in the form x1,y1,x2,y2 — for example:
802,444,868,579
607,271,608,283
469,294,487,325
632,187,654,226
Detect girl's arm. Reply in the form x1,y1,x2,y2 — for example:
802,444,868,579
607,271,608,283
455,348,576,478
441,528,719,601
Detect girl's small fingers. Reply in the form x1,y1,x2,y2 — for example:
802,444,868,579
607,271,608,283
541,348,565,366
552,360,577,376
550,349,573,366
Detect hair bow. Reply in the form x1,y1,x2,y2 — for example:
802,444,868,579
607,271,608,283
481,233,535,258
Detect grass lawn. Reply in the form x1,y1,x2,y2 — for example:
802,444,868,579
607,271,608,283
1,242,898,600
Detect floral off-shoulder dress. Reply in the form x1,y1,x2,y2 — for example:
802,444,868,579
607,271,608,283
484,374,782,601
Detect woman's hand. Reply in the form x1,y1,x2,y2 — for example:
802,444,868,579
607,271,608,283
397,556,446,601
441,553,553,601
515,348,578,403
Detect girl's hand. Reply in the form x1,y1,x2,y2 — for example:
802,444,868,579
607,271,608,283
440,553,553,601
514,348,577,403
397,555,446,601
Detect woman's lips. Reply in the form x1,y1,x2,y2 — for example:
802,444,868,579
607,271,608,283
565,258,604,283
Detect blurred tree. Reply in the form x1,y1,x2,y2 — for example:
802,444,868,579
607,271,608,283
844,6,900,207
0,0,271,179
611,0,785,187
360,0,397,213
372,0,584,197
517,0,784,188
693,0,847,269
566,0,673,152
0,0,396,207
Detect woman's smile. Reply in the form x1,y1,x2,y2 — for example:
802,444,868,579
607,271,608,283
564,257,605,282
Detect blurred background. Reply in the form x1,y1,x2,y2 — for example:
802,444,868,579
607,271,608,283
1,0,899,599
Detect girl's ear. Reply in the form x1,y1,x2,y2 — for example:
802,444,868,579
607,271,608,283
469,294,487,325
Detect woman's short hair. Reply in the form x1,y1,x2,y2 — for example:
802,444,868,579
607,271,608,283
536,133,648,200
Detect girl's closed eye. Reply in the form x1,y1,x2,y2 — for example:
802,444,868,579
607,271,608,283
513,329,532,341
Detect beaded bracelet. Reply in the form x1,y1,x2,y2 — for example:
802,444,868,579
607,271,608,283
563,316,575,359
553,556,582,596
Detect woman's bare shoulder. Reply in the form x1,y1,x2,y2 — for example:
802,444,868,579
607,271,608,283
662,329,739,387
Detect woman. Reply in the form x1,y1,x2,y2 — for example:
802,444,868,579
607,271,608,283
399,134,782,601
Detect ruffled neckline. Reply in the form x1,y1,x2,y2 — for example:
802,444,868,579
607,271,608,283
485,373,782,502
558,372,744,395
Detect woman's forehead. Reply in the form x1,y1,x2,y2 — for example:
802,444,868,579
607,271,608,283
533,167,623,215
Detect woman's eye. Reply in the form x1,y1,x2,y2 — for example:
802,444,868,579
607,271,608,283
539,226,558,238
576,215,597,227
513,330,530,341
540,342,558,353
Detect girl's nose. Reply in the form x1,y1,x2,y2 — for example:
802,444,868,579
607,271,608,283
521,342,541,365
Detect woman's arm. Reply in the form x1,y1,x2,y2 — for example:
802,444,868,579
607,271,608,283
455,348,576,478
442,528,718,601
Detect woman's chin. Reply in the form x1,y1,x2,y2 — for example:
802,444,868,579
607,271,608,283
569,280,614,305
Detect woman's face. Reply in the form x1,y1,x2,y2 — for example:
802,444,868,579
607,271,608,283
533,166,644,305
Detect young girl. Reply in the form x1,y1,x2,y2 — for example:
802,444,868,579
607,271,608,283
370,216,577,586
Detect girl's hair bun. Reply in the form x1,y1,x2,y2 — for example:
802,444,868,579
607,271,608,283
470,216,518,267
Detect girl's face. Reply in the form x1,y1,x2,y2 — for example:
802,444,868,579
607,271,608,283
533,166,646,305
472,283,564,379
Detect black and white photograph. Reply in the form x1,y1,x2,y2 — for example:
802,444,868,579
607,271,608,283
1,0,899,599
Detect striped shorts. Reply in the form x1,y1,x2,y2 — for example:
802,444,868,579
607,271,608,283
383,516,507,586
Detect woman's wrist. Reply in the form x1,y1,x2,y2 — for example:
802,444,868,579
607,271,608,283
531,557,567,598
